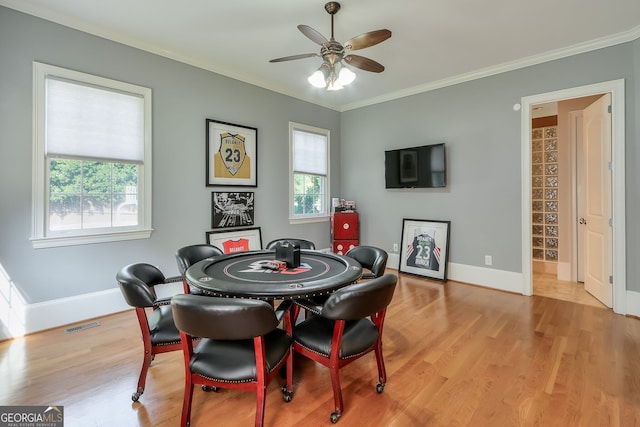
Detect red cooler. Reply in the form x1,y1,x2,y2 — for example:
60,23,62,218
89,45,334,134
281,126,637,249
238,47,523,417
332,212,359,254
332,212,359,239
333,240,359,255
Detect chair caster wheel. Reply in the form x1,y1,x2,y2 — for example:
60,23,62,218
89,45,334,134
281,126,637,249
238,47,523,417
282,390,293,402
131,391,141,402
202,385,218,392
330,411,340,423
376,383,385,393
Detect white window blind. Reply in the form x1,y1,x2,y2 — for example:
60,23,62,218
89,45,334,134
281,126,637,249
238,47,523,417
293,129,327,175
45,77,144,162
32,61,153,248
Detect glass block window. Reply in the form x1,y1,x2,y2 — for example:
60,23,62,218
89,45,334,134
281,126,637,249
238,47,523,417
532,124,559,263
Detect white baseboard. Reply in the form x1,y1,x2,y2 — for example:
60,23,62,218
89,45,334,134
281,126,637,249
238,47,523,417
0,288,129,341
0,281,184,340
446,263,524,294
625,289,640,317
2,263,639,340
557,261,571,281
388,253,524,294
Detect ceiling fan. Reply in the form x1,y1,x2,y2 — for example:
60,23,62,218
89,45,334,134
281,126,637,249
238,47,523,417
269,1,391,90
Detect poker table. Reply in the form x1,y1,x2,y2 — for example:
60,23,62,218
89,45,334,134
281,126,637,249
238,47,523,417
185,250,362,300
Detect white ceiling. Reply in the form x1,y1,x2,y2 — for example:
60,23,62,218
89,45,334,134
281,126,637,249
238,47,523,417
2,0,639,111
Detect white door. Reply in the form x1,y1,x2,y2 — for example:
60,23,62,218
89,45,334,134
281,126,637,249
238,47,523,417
582,93,612,307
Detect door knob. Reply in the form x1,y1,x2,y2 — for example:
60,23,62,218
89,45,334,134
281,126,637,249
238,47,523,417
579,217,587,224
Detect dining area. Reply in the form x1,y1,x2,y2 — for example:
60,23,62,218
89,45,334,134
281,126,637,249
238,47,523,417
116,240,395,426
4,252,640,426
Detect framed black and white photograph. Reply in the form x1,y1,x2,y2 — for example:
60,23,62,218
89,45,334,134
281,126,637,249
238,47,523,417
206,119,257,187
399,218,450,281
212,192,254,228
206,227,262,254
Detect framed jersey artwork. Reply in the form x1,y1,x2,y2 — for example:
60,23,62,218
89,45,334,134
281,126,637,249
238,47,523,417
206,227,262,254
206,118,257,187
399,218,450,281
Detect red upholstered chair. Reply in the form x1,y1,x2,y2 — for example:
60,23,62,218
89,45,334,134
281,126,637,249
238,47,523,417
292,274,397,423
116,263,184,401
175,244,224,294
171,294,294,427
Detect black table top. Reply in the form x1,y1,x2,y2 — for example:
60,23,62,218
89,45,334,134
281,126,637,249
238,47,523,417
185,250,362,300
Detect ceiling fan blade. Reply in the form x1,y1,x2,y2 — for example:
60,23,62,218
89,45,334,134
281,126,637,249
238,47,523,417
344,29,392,51
343,55,385,73
269,53,319,63
298,24,329,45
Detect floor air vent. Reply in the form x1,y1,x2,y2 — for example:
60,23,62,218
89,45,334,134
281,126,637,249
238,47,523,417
64,321,100,333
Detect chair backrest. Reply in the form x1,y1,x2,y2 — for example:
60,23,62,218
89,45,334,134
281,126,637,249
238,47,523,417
321,273,397,321
175,244,224,275
266,238,316,250
172,294,280,340
345,246,388,279
116,263,166,308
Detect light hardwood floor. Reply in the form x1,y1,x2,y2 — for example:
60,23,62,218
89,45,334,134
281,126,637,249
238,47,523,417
2,271,639,426
533,272,606,308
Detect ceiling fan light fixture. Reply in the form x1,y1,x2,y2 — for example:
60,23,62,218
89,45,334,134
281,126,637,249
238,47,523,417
275,2,390,92
308,70,327,88
309,62,355,90
308,63,330,88
326,80,344,91
337,66,356,86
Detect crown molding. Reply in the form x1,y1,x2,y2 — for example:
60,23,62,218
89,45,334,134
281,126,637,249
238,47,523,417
340,25,640,112
2,1,638,112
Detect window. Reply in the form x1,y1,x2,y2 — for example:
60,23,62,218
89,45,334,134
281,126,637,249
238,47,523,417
289,122,330,223
32,62,152,248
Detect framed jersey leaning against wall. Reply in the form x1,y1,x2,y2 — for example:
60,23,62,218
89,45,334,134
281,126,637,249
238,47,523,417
206,118,257,187
206,227,262,254
399,218,450,281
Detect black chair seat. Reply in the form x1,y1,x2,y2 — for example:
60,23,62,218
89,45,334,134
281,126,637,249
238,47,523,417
148,305,181,346
190,330,292,382
293,317,379,359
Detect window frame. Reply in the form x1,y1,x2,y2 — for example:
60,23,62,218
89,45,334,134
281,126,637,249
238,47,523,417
31,62,153,248
289,122,330,224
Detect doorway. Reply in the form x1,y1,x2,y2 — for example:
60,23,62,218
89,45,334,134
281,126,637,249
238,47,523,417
530,96,608,308
520,80,627,315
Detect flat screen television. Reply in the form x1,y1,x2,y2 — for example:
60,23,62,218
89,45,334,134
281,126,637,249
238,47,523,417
384,143,446,189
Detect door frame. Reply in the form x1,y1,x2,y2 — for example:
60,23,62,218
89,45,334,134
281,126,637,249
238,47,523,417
520,79,626,314
568,110,583,283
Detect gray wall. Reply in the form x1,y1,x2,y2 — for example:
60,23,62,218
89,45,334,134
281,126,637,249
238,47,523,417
341,42,639,290
0,7,340,303
2,6,639,305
